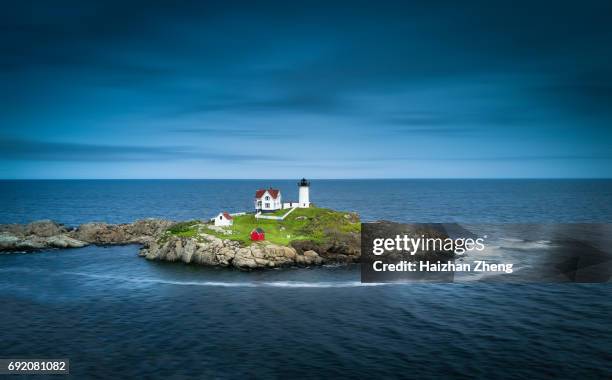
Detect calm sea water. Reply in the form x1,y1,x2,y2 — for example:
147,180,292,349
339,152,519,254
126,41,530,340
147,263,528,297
2,179,612,225
0,180,611,379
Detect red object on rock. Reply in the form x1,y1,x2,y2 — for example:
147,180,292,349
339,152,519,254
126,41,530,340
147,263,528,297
250,227,265,241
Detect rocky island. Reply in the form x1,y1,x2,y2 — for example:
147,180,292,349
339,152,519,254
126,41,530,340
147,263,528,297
0,207,361,270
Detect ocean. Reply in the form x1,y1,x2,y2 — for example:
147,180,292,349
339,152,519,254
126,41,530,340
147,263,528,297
0,180,611,379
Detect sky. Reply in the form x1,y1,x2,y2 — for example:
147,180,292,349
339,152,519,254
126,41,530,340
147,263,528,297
1,0,612,179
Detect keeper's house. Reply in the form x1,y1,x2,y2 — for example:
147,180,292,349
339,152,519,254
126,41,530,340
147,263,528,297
254,188,282,212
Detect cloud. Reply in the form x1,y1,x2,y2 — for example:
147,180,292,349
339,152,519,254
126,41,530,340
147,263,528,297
0,138,279,162
171,127,293,139
384,108,527,127
1,1,612,178
355,155,612,162
165,92,344,118
529,72,612,119
388,127,477,137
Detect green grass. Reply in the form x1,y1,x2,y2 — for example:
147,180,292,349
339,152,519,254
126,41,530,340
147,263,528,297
167,220,200,237
163,207,360,246
157,220,201,243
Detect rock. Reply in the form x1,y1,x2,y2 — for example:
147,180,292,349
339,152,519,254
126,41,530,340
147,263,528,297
216,247,234,266
0,219,173,252
71,223,124,244
16,239,47,250
26,220,65,237
0,232,20,250
141,233,310,270
254,258,269,266
144,243,160,260
303,250,318,257
70,219,174,245
290,231,360,263
129,219,174,237
0,224,27,236
233,248,257,269
0,231,86,251
176,239,190,262
46,235,87,248
302,250,323,265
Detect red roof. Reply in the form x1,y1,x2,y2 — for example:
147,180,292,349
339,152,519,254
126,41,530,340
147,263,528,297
222,212,233,220
255,188,280,199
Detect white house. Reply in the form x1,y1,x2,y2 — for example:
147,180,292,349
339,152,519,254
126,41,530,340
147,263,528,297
254,188,282,212
213,212,233,226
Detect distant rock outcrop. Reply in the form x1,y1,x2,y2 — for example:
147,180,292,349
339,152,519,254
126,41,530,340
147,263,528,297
70,219,174,245
0,219,174,252
0,220,86,251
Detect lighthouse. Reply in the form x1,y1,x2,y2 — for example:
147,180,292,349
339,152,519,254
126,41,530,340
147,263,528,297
298,178,310,208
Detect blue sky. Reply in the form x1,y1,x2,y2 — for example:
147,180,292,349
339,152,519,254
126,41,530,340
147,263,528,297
1,1,611,178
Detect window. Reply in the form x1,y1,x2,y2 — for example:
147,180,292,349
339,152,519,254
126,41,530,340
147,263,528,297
265,196,270,200
265,203,270,208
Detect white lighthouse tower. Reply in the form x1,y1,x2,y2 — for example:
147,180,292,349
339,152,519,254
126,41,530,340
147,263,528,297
298,178,310,208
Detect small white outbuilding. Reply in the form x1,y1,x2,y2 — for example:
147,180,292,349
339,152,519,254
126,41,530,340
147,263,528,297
213,212,233,227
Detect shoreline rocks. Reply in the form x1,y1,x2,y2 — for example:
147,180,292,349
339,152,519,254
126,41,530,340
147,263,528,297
140,234,327,269
290,232,360,263
0,219,175,252
70,219,175,245
0,219,360,269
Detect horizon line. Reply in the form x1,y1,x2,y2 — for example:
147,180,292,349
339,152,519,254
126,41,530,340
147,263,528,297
1,177,612,181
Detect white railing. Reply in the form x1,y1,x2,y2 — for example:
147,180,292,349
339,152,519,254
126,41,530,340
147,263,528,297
282,202,299,209
255,207,297,220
